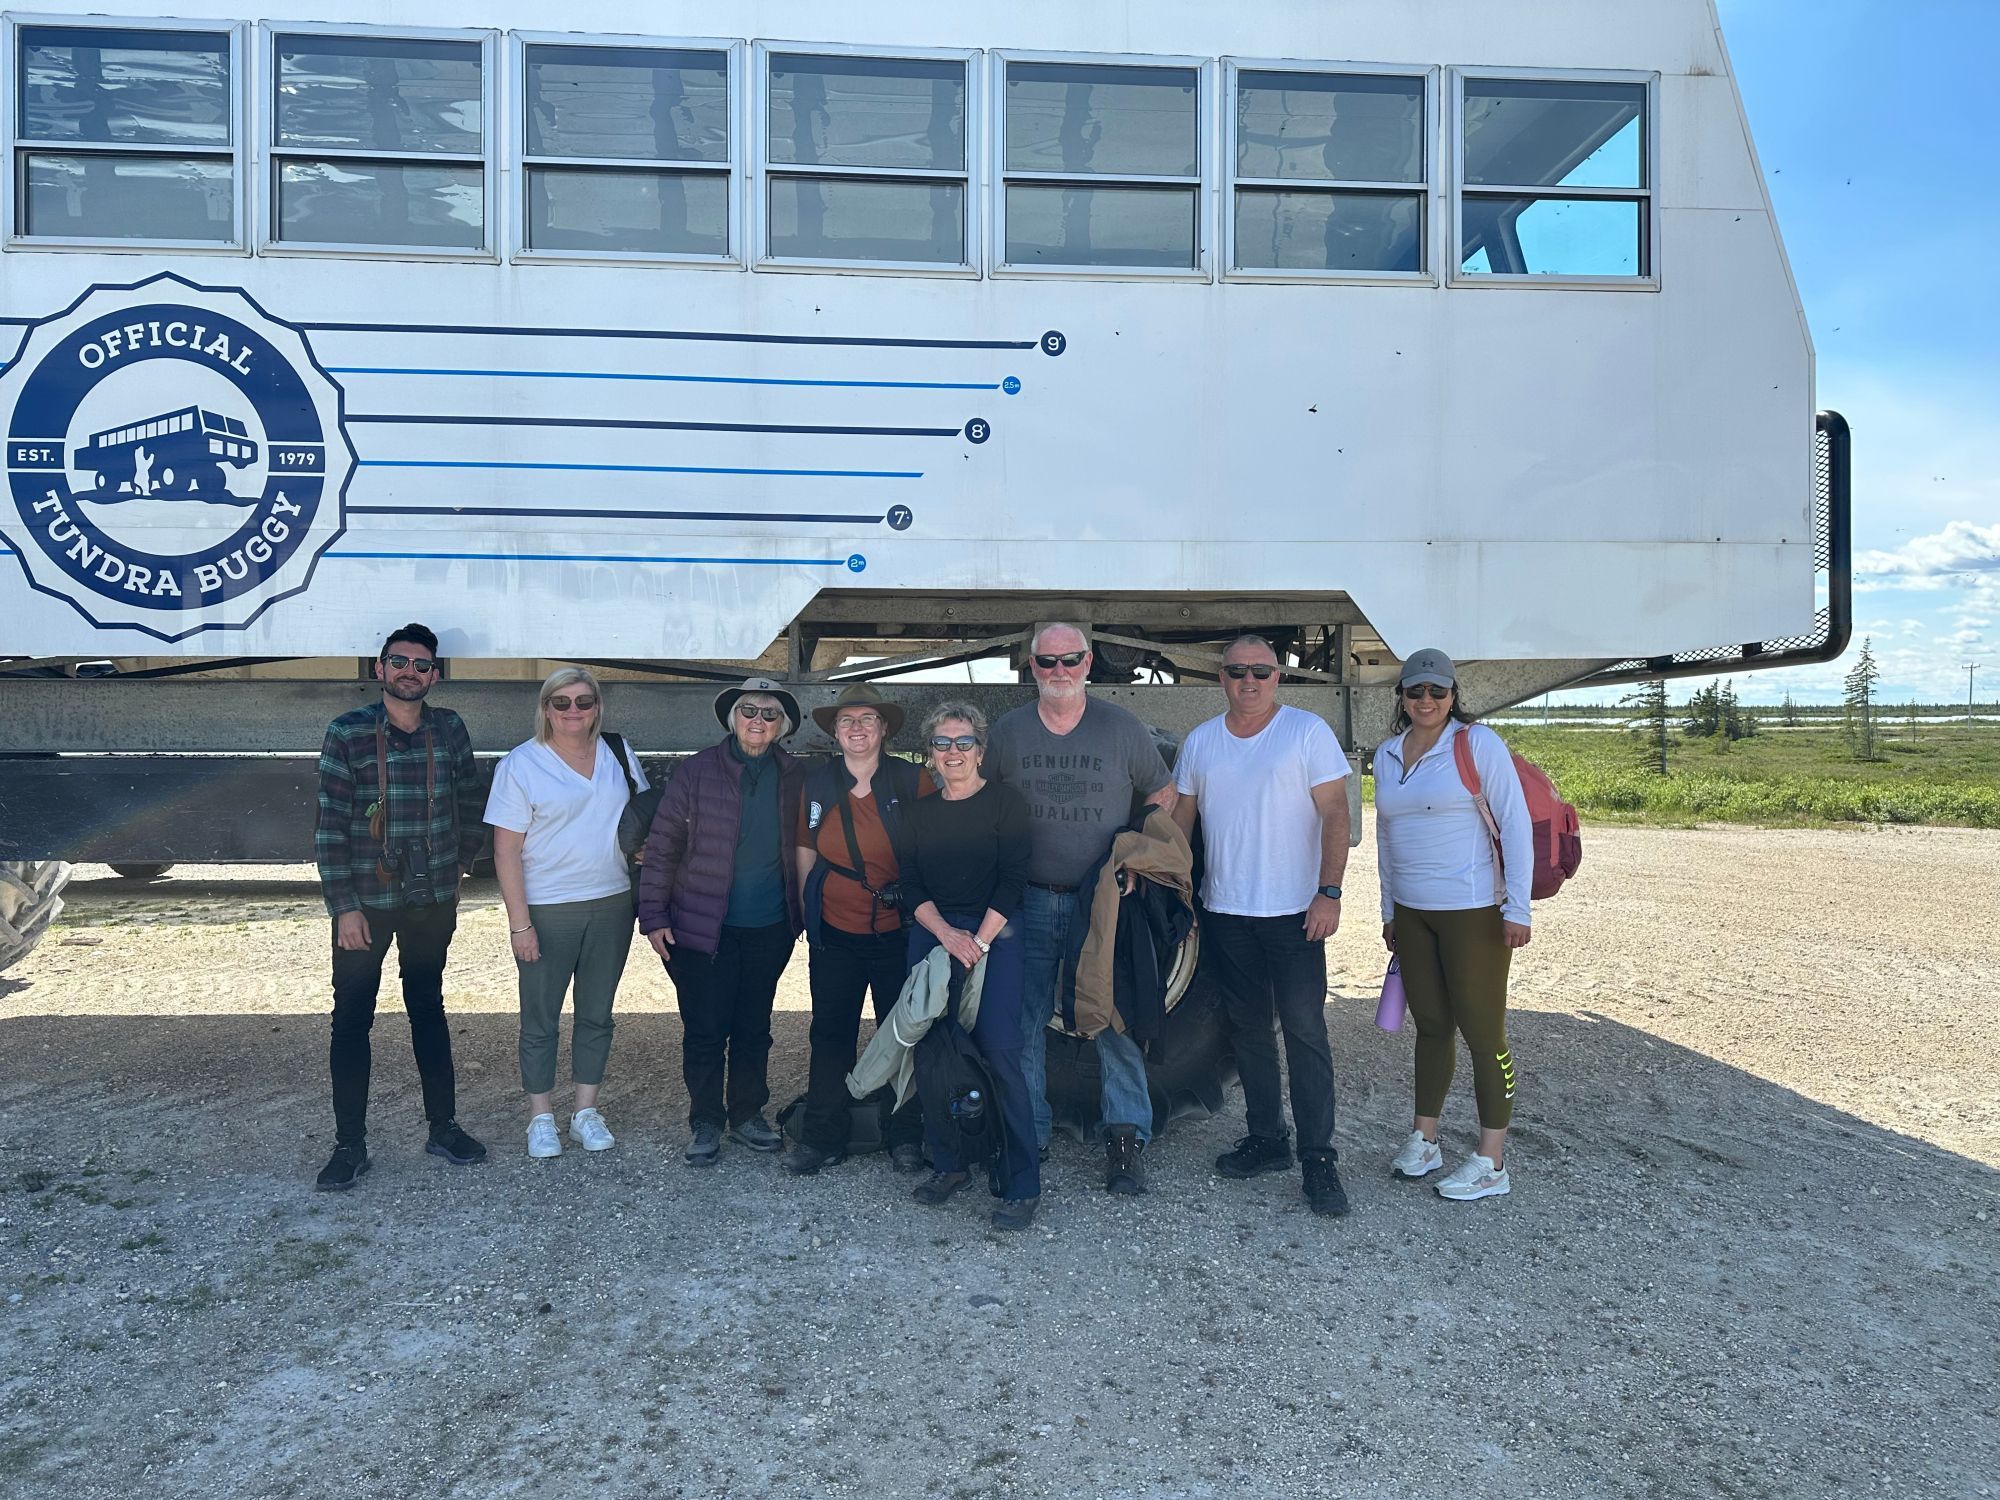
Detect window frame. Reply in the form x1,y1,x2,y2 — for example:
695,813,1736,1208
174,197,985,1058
510,30,743,270
259,19,498,262
1221,56,1437,287
1448,64,1659,291
989,47,1214,283
3,12,250,254
750,39,981,279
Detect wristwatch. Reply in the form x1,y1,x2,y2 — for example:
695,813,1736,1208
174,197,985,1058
975,937,991,953
1318,885,1343,901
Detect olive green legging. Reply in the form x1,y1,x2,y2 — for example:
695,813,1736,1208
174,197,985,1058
1392,903,1515,1130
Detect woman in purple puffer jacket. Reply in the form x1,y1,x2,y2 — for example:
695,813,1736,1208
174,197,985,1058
639,676,806,1168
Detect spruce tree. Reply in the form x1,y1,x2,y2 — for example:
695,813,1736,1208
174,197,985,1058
1843,638,1880,761
1619,679,1669,774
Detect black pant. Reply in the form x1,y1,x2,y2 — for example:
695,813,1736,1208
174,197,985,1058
329,902,459,1147
802,924,922,1152
665,921,795,1129
1204,910,1336,1156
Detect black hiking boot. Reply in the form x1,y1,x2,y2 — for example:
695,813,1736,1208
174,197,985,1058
1302,1153,1351,1218
1215,1132,1293,1179
1105,1125,1147,1195
425,1120,487,1166
314,1143,370,1192
912,1170,971,1206
779,1141,843,1176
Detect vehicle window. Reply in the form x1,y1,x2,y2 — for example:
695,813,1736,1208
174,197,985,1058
15,25,236,243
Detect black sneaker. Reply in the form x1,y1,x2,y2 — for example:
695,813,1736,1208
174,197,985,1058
990,1196,1039,1232
425,1120,487,1166
912,1170,971,1206
1215,1132,1293,1179
1302,1154,1351,1218
779,1141,843,1176
685,1123,723,1167
1105,1125,1147,1196
728,1114,783,1153
314,1144,370,1192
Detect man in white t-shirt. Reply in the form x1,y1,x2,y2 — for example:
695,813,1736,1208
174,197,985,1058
1170,634,1354,1217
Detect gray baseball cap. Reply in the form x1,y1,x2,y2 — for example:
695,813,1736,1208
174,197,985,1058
1398,648,1457,689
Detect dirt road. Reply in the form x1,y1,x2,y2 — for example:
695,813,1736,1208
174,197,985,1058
2,825,1995,1499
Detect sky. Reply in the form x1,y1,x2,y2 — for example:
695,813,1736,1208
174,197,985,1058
1613,0,2000,706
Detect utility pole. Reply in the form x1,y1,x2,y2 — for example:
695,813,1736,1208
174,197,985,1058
1966,662,1981,722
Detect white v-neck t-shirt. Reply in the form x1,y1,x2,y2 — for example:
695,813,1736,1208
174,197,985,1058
484,737,648,906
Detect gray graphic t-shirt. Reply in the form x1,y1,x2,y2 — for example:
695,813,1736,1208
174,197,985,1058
986,697,1172,887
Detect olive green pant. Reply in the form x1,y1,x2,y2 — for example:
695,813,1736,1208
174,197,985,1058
518,890,635,1094
1392,903,1515,1130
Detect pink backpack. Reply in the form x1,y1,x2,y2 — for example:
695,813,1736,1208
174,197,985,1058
1453,728,1582,902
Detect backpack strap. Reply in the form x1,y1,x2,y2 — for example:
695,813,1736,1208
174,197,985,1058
602,731,640,800
1451,726,1508,907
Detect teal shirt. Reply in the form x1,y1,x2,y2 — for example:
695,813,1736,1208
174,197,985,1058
725,738,787,928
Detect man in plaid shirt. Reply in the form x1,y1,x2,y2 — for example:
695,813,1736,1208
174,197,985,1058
313,622,489,1191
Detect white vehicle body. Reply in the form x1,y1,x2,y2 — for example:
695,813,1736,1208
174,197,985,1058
0,0,1821,668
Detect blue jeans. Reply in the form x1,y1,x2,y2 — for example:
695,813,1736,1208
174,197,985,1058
1019,884,1154,1147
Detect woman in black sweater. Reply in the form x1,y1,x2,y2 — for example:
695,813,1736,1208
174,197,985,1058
897,701,1039,1228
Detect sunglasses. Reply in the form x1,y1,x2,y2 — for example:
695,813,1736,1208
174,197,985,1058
737,704,785,722
1033,650,1088,670
1402,683,1452,700
1222,663,1277,681
929,734,980,752
384,654,437,674
548,694,597,713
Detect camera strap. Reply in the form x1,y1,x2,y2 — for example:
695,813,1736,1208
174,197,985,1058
830,787,895,934
371,712,436,883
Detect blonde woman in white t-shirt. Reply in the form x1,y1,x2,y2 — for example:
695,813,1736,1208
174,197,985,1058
484,667,649,1159
1373,648,1532,1202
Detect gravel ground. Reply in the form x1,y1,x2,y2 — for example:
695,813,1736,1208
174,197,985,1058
1,825,1996,1500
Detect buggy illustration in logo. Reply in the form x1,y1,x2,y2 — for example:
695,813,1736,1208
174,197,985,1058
1,273,353,641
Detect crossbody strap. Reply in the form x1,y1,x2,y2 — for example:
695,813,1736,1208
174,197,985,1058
603,731,640,799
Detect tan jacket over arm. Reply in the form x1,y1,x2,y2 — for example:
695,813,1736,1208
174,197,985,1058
1071,805,1195,1039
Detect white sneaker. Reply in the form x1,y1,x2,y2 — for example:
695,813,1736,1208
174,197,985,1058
1435,1152,1510,1201
527,1113,562,1159
569,1107,615,1152
1391,1131,1443,1180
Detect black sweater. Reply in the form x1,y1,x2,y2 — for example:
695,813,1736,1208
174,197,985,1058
897,779,1031,921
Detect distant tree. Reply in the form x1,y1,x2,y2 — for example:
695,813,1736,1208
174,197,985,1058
1683,680,1721,738
1843,638,1880,760
1619,679,1669,774
1780,690,1798,727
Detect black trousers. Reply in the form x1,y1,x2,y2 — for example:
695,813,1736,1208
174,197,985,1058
329,902,459,1147
665,921,795,1129
802,923,922,1152
1204,910,1336,1156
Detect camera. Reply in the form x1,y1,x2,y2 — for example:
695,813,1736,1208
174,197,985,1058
379,838,437,906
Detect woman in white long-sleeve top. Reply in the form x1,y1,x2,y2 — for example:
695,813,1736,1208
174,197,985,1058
1373,648,1533,1201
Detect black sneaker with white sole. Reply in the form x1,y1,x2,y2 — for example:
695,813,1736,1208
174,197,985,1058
1215,1132,1294,1179
425,1120,487,1166
315,1144,370,1192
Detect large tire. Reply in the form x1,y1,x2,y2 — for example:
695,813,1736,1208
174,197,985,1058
0,861,73,973
109,863,174,881
1042,930,1237,1140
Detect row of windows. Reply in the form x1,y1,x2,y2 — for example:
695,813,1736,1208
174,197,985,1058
5,20,1657,284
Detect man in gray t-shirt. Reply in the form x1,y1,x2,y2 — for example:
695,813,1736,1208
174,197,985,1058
986,623,1174,1196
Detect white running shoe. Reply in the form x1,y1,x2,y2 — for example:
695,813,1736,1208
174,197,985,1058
527,1113,562,1159
1391,1131,1443,1180
569,1107,615,1152
1435,1152,1510,1201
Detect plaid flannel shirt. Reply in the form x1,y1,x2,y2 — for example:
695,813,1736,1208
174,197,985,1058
315,702,483,916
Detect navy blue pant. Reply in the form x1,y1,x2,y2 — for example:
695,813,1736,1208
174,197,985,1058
908,911,1039,1202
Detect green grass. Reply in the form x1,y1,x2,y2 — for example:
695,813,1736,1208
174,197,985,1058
1362,722,2000,829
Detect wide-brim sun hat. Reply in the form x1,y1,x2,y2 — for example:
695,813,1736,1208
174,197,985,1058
713,676,802,737
1398,648,1457,689
810,682,906,740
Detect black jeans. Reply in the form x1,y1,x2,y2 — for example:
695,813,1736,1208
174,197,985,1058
329,902,459,1147
665,921,795,1129
1204,910,1336,1156
802,924,922,1152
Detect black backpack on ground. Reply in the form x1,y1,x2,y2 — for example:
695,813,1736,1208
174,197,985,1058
911,981,1001,1170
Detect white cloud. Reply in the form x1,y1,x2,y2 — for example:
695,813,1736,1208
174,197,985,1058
1855,520,2000,581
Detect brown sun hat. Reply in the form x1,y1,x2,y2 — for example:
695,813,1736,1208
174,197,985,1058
810,682,906,740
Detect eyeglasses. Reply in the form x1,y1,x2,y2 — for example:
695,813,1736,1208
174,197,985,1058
737,703,785,722
834,713,881,731
929,735,980,752
1222,663,1277,681
548,694,597,713
1402,683,1452,700
1032,650,1088,670
384,654,437,674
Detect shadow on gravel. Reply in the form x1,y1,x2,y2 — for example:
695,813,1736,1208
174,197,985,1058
0,1001,1995,1500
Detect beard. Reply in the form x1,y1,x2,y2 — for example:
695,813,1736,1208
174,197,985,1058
383,678,431,702
1037,677,1086,704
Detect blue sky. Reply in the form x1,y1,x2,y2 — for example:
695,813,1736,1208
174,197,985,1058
1629,0,2000,705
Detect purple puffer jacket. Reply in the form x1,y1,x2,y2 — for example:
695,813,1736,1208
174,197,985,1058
637,738,804,956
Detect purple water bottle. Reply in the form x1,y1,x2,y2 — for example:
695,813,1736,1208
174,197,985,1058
1375,959,1407,1033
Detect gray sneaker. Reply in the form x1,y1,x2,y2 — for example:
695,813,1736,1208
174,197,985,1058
684,1122,722,1167
728,1114,783,1152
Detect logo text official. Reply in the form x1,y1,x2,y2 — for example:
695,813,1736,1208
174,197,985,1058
74,320,256,375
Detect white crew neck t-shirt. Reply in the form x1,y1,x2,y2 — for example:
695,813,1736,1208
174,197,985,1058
1174,704,1352,917
483,736,648,906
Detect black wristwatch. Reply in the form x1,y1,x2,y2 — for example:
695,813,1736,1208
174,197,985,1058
1318,884,1343,901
